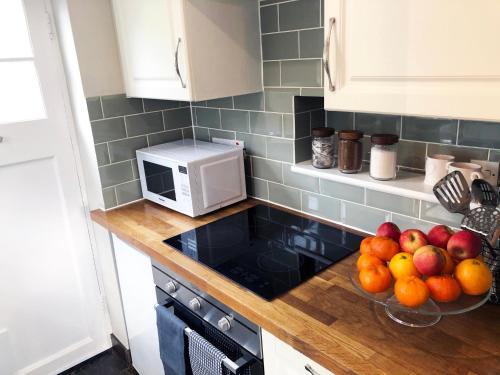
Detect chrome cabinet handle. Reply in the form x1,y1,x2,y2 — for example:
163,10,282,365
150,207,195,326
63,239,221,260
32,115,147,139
305,364,321,375
175,38,186,88
323,17,336,91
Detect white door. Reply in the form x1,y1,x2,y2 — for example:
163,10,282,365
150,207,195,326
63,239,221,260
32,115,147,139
324,0,500,121
112,0,190,100
0,1,109,374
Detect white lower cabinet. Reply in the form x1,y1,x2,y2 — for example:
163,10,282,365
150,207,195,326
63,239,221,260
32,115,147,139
113,235,164,375
262,330,335,375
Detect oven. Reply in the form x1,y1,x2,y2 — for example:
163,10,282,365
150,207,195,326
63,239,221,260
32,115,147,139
152,260,264,375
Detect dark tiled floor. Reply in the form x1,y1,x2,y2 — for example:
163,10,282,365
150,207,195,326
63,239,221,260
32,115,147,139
59,349,137,375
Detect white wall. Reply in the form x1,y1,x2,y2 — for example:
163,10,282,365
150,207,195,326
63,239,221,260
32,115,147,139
53,0,129,349
67,0,124,97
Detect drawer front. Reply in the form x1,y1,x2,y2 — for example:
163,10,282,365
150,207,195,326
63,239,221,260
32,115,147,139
262,330,335,375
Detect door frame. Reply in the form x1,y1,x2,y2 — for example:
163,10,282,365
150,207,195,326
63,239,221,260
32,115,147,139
51,0,130,351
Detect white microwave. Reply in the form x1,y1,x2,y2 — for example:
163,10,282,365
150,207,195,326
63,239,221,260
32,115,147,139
136,140,246,217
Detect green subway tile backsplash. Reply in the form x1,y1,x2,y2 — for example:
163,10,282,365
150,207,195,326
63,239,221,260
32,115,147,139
402,116,457,144
301,191,341,222
233,93,264,111
101,94,143,118
115,180,142,205
283,164,319,192
263,61,281,87
252,157,283,183
262,32,299,60
319,179,364,204
91,117,127,143
221,110,250,133
299,28,323,58
195,107,221,128
108,136,148,163
266,137,294,162
143,99,179,112
281,59,322,87
366,190,419,218
355,113,401,136
265,88,300,113
268,182,301,210
125,112,163,137
86,97,103,121
164,107,192,130
260,4,278,33
278,0,321,31
458,120,500,149
250,112,282,136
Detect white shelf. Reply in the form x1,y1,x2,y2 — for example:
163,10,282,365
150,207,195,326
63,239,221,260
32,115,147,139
291,161,438,203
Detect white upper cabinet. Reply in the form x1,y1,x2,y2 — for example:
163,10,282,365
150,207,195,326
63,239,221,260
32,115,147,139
323,0,500,121
112,0,262,101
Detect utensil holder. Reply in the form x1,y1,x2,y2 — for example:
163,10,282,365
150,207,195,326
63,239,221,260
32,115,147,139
480,238,500,304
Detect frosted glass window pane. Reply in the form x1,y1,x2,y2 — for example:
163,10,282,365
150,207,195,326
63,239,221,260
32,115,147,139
0,61,46,124
0,0,33,58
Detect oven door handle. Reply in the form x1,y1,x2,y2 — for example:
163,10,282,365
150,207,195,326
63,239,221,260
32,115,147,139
154,301,255,374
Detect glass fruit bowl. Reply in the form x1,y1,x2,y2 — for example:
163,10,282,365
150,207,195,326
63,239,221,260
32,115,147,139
349,263,492,327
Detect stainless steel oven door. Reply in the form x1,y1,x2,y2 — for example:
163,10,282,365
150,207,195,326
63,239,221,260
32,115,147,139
156,287,264,375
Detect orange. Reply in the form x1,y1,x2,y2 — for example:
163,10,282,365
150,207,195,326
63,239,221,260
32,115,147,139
357,254,383,271
388,252,420,279
359,264,392,293
394,276,430,308
425,275,461,303
360,236,374,255
440,248,455,274
370,236,400,261
454,259,492,295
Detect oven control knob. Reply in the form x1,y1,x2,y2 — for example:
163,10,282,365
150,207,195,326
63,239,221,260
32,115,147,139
217,316,232,332
165,281,178,294
189,298,201,311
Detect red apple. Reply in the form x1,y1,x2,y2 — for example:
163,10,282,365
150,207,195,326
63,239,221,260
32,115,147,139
399,229,428,254
447,230,482,260
427,225,454,249
376,222,401,242
413,245,445,276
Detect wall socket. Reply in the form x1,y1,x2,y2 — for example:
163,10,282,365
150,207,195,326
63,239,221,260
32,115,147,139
211,137,245,149
471,159,499,186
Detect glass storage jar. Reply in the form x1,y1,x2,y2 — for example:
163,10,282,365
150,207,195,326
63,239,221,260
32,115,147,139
369,134,399,180
311,127,335,169
338,130,363,173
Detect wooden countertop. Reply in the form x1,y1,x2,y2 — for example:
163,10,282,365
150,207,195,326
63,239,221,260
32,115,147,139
91,199,500,375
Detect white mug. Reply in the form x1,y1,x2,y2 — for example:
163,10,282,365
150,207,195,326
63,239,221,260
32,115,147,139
424,154,455,186
448,162,484,186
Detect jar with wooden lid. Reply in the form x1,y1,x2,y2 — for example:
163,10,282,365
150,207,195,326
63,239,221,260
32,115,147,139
338,130,363,174
311,127,335,169
370,134,399,180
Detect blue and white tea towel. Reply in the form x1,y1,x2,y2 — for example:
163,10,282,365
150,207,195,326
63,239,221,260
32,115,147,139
187,330,227,375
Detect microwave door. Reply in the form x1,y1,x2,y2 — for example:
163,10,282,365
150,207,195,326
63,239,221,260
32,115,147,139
143,160,177,201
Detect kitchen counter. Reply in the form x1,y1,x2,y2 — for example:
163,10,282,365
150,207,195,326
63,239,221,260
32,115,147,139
91,199,500,375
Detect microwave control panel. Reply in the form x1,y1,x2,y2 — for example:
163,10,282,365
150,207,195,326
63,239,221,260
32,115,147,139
178,165,191,198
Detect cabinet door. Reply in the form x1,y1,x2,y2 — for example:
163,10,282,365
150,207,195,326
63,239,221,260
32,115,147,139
113,235,164,375
112,0,190,100
324,0,500,121
262,330,335,375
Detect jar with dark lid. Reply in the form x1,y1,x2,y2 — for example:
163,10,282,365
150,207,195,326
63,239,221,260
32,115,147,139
369,133,399,180
311,127,335,169
338,130,363,174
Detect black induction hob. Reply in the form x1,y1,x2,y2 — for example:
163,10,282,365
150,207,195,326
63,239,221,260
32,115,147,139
163,205,363,300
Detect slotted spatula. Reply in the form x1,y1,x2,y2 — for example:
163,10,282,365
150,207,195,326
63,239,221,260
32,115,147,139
433,171,471,214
